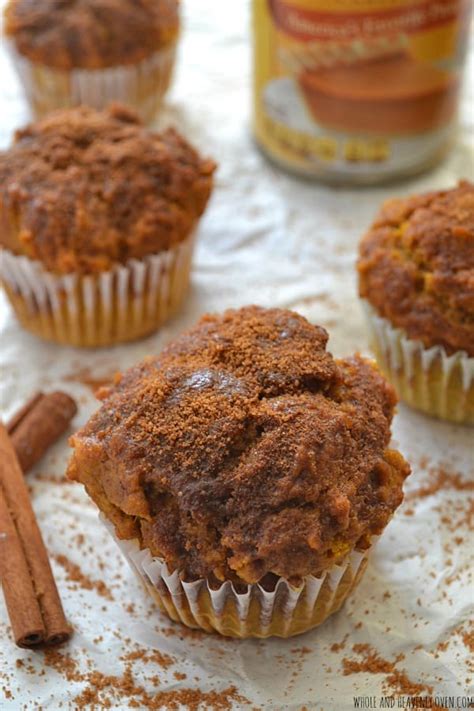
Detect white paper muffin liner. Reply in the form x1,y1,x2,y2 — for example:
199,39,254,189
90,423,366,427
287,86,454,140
0,231,194,347
362,300,474,423
107,521,371,638
7,40,177,122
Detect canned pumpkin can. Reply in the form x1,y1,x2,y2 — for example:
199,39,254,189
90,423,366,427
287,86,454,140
252,0,471,183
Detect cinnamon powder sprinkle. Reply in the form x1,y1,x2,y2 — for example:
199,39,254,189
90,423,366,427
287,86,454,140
342,644,402,675
462,629,474,654
65,366,115,394
120,649,174,671
407,466,474,501
330,634,349,653
53,553,114,600
42,649,249,709
342,644,434,697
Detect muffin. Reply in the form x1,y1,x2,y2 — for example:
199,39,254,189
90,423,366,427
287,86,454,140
67,306,411,638
4,0,180,122
0,105,215,347
358,181,474,424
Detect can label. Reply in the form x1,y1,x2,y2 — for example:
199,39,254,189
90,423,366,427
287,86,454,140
252,0,471,181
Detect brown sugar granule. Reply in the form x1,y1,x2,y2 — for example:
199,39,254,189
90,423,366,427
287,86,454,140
358,180,474,355
0,105,215,274
68,305,410,585
53,553,114,600
5,0,180,70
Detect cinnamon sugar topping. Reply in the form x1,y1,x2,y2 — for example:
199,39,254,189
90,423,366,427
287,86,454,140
5,0,180,70
0,105,215,274
358,180,474,355
68,306,410,584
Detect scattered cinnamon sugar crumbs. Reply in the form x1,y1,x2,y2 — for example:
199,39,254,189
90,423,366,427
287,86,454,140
74,674,247,711
407,466,474,501
435,640,450,656
342,644,434,697
383,669,433,696
290,646,312,655
53,553,114,600
65,367,115,394
174,672,187,681
330,634,349,653
462,629,474,654
342,644,401,675
33,472,72,485
121,649,174,671
42,649,248,709
158,625,208,642
43,648,80,682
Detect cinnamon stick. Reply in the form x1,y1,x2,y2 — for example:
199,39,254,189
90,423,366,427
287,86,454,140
0,424,71,647
0,491,45,647
7,391,77,474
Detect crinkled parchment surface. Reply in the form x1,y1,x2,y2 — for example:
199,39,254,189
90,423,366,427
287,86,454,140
0,2,473,709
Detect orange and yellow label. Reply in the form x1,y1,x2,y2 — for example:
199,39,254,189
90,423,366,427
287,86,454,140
252,0,471,182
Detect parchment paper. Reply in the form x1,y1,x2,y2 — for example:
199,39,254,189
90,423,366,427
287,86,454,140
0,2,473,709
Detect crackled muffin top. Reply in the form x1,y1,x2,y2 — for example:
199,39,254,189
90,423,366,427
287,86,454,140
4,0,180,70
67,306,410,585
0,105,215,274
358,181,474,356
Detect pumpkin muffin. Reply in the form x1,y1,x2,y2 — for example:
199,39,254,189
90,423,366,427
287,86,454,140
4,0,180,122
67,306,411,638
358,180,474,424
0,104,215,347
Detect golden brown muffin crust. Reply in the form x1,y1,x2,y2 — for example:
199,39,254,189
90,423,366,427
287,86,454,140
4,0,180,70
68,306,410,585
358,181,474,356
0,105,215,274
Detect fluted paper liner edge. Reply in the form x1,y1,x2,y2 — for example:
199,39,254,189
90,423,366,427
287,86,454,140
0,231,195,347
7,40,177,122
362,300,474,423
105,519,372,639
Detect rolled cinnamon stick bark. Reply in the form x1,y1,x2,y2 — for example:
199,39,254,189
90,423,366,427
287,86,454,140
5,392,43,434
0,491,45,647
7,391,77,474
0,424,71,646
